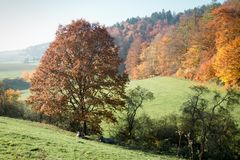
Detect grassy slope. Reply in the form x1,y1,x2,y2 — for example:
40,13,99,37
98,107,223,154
129,76,240,122
0,116,180,160
130,76,195,117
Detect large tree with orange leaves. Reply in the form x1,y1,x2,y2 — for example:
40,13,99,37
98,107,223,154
28,20,128,134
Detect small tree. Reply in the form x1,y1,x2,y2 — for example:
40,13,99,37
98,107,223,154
125,86,154,138
180,86,209,159
28,19,128,135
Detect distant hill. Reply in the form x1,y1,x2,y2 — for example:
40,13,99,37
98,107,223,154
0,43,49,63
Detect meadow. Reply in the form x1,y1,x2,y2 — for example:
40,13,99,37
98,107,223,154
0,116,181,160
129,77,240,122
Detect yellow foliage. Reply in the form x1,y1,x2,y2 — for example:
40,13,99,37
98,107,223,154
178,45,201,79
214,37,240,87
5,89,20,103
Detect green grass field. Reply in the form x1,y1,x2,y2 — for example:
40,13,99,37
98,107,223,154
129,76,240,123
0,63,36,80
130,76,195,117
0,116,181,160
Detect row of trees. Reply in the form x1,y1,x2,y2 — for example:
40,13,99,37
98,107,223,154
109,0,240,87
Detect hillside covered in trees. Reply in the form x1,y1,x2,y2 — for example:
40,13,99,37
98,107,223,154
108,0,240,88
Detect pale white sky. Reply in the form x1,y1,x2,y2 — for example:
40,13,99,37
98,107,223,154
0,0,224,51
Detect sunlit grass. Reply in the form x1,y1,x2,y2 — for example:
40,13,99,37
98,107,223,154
129,76,240,122
0,116,181,160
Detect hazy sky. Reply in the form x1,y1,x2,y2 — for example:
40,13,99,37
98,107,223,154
0,0,224,51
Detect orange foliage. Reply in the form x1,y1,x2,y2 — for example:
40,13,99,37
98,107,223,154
213,0,240,87
195,59,216,81
178,45,201,79
214,37,240,87
28,20,128,134
5,89,20,103
125,34,142,79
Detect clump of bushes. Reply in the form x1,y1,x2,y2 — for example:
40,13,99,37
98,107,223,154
111,114,180,154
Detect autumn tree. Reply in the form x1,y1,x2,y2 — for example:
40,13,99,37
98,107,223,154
194,4,217,81
125,34,142,79
214,37,240,87
177,45,201,79
137,33,169,78
194,8,217,81
195,59,216,82
27,20,128,135
0,83,20,108
171,16,190,72
213,0,240,87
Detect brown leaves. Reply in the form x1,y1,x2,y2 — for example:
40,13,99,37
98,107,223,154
28,19,128,133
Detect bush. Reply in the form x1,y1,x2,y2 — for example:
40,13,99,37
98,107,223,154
111,114,180,155
0,103,25,118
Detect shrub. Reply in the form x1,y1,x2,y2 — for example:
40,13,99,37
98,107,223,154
111,114,180,155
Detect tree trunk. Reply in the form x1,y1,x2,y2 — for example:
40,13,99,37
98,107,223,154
199,144,205,160
83,120,87,135
127,117,134,139
177,133,182,157
129,126,133,139
80,103,87,135
199,132,206,160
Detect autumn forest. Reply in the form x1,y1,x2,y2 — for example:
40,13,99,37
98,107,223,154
108,0,240,87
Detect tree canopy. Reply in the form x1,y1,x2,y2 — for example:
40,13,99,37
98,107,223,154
28,19,129,134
